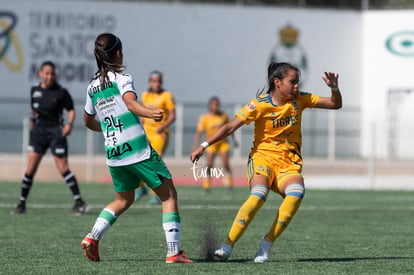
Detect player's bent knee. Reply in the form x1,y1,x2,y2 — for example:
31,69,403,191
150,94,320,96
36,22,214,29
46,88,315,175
250,185,269,202
285,183,305,199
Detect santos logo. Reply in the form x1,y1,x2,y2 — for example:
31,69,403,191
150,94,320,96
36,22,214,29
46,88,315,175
0,11,23,72
386,31,414,57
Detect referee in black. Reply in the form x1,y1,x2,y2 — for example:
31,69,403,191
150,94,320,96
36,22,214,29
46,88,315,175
12,61,88,215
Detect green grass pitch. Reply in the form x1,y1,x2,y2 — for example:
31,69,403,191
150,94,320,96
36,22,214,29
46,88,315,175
1,181,413,274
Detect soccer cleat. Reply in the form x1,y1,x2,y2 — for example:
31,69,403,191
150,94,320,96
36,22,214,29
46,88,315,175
165,251,193,263
11,202,26,214
134,187,148,202
81,234,100,262
254,235,273,263
214,243,232,261
71,200,89,215
148,196,161,205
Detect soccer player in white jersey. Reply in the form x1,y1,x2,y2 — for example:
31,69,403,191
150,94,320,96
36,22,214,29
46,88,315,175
81,33,192,263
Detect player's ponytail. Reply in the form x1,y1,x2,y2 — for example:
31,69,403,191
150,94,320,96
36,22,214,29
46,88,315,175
93,33,124,83
257,62,301,96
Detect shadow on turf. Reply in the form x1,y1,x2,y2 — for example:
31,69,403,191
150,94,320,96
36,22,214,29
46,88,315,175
195,258,251,263
296,256,414,262
102,258,253,263
195,256,414,264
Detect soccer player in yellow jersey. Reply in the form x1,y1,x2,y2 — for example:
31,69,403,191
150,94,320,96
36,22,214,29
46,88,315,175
191,62,342,262
135,71,176,204
193,97,237,191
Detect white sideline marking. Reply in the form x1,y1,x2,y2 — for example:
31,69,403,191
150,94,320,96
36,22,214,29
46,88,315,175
2,203,414,211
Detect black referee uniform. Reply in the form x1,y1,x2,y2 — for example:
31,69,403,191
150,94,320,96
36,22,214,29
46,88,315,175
29,83,73,156
13,82,88,215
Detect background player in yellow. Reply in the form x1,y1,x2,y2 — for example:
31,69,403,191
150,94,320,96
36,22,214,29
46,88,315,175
193,97,237,191
135,71,176,204
191,62,342,262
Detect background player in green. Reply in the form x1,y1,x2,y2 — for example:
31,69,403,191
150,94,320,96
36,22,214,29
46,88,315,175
81,33,192,263
12,61,88,215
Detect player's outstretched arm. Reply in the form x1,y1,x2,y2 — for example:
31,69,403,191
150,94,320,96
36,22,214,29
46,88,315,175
315,72,342,110
84,112,101,132
191,117,244,162
123,92,164,122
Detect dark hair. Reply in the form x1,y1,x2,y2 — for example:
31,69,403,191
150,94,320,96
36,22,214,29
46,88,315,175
40,61,56,70
208,96,220,105
93,33,124,83
149,70,163,82
258,62,301,95
148,70,164,92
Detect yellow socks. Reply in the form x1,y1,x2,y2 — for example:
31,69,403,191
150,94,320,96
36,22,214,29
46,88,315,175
226,185,268,246
203,178,211,190
206,175,232,189
266,183,305,242
224,175,233,188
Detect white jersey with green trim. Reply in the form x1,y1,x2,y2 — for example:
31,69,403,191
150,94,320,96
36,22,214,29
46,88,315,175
85,71,150,167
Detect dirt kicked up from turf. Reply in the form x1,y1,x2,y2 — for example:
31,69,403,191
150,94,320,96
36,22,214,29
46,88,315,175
199,214,219,261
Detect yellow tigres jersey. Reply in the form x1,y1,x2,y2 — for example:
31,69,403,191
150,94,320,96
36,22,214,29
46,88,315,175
141,90,175,132
197,112,229,139
236,92,319,160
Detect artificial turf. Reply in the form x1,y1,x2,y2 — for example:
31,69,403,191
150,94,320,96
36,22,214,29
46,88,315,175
1,181,413,274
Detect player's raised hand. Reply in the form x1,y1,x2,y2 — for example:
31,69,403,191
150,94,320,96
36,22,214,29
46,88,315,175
190,146,205,163
322,72,339,89
152,109,164,122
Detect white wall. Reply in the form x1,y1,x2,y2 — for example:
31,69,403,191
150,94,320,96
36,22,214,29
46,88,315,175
361,11,414,158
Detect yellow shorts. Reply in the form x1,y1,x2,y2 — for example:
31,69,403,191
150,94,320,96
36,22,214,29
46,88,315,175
246,153,302,194
206,141,230,154
146,131,169,156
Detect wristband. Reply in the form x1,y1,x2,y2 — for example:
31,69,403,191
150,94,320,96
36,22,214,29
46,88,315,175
201,141,209,148
331,87,339,91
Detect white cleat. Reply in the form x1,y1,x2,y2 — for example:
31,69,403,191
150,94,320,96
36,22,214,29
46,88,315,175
214,243,233,261
254,235,273,263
